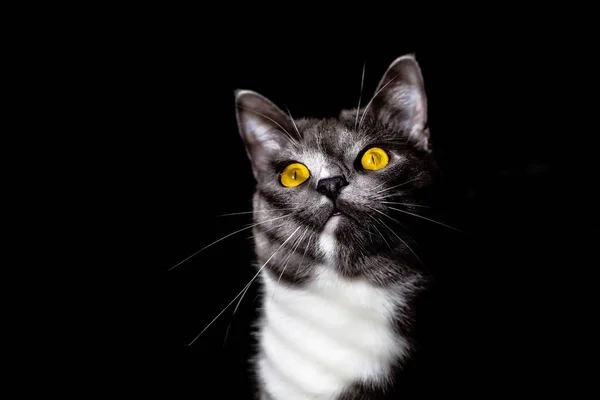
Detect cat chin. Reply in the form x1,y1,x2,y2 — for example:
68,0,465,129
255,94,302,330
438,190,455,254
322,214,341,234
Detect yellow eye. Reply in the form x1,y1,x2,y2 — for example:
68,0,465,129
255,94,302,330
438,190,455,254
361,147,389,171
280,163,310,187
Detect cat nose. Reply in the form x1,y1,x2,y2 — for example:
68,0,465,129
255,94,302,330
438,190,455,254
316,176,348,200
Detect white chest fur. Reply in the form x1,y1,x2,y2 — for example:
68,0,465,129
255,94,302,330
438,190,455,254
256,268,409,400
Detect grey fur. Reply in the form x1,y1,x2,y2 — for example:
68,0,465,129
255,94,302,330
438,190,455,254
235,55,435,399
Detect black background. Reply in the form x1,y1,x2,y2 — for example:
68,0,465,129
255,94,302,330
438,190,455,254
103,21,596,398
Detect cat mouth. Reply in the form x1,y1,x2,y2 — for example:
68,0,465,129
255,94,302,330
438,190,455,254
331,207,353,220
324,205,356,227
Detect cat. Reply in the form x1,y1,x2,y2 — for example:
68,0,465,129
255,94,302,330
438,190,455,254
234,54,435,400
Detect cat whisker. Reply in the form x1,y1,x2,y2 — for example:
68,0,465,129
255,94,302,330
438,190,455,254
387,206,463,232
377,218,423,265
221,219,293,347
353,225,371,259
365,213,392,250
372,192,420,203
358,75,397,129
379,201,430,208
219,207,301,217
226,222,306,346
372,189,418,200
244,220,288,242
366,223,374,244
354,61,366,131
168,213,295,271
186,225,302,346
219,210,255,217
285,105,302,141
371,176,398,193
294,231,314,282
366,204,401,224
273,226,309,301
222,282,252,348
375,177,418,195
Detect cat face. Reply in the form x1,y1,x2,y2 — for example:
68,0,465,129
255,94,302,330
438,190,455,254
235,55,434,283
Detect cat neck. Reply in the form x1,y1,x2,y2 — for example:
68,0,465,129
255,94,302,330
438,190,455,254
256,266,411,399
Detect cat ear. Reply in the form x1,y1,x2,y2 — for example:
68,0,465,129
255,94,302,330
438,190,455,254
235,90,297,178
368,54,430,152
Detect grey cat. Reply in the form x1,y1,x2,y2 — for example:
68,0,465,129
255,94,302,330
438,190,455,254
235,54,434,400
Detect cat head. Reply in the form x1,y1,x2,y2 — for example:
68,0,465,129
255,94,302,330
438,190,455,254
234,55,434,283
